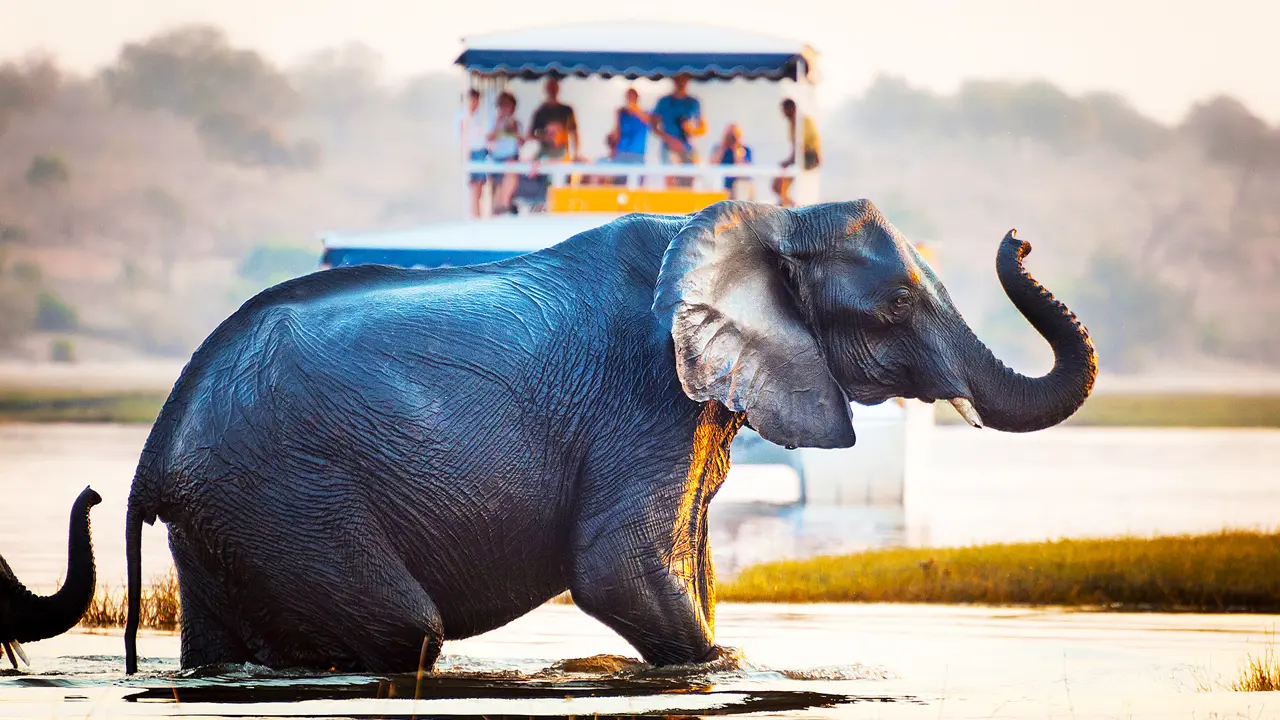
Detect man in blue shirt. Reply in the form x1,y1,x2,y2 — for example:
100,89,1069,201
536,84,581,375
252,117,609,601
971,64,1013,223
650,73,706,188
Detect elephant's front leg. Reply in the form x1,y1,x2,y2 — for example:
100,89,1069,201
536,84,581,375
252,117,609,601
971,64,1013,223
570,472,724,666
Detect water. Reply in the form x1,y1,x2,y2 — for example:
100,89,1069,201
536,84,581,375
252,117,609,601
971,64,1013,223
4,605,1278,717
3,423,1280,717
5,424,1280,591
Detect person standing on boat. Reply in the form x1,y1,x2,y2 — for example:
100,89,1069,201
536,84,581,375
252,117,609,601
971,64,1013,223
604,87,650,185
457,88,492,218
488,91,525,215
772,98,821,207
710,123,753,199
529,76,579,161
650,73,706,188
611,87,650,164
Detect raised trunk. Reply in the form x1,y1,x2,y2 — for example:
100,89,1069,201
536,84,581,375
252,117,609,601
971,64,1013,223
962,231,1098,432
2,487,100,643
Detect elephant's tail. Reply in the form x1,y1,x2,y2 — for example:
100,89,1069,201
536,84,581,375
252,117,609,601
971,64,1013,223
124,498,143,675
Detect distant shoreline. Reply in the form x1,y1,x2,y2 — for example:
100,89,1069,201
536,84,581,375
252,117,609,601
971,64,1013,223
2,361,1280,427
2,386,1278,428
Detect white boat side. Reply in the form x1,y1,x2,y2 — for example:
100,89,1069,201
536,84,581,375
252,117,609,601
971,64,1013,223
319,213,628,252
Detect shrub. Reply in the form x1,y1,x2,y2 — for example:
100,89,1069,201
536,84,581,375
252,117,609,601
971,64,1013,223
12,261,41,284
25,154,69,187
35,291,77,331
49,337,75,363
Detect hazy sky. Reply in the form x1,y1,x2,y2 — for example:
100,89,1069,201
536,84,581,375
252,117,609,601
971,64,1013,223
3,0,1277,123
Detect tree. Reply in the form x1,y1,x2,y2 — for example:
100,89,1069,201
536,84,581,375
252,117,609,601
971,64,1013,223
0,54,60,136
1071,247,1196,372
25,154,69,188
25,154,73,242
103,25,297,121
292,44,385,142
102,25,315,169
1080,92,1171,158
1181,96,1280,252
142,186,186,288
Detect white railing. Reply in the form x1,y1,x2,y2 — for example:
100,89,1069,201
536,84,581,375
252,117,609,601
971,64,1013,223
464,160,801,192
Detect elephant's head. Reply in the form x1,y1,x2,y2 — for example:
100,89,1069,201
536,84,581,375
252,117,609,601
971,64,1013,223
652,200,1097,448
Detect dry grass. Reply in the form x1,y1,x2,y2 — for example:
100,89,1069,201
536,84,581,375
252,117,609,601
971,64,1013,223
82,569,181,631
1228,633,1280,692
719,531,1280,611
1194,630,1280,692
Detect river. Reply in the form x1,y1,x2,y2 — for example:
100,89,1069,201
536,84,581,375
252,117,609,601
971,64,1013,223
2,423,1279,717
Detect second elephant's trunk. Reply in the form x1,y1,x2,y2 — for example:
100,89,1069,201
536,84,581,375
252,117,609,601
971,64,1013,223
3,486,101,644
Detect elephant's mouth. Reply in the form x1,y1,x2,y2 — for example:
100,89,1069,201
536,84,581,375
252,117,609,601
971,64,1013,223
842,385,983,427
842,384,901,407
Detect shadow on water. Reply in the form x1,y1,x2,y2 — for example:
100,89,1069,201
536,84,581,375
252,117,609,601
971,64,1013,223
4,653,919,718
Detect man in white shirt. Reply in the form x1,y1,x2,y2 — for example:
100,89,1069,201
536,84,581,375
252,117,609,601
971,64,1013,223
457,89,492,218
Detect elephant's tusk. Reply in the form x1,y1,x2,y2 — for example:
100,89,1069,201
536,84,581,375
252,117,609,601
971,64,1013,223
3,642,16,669
950,398,984,428
12,640,28,665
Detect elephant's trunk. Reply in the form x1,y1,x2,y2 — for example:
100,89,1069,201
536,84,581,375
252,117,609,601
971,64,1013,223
4,486,101,643
960,231,1098,432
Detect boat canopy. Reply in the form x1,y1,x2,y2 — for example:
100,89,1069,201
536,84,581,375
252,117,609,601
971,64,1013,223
455,21,817,82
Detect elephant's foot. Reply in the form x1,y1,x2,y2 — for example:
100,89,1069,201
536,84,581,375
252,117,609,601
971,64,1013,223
700,643,745,666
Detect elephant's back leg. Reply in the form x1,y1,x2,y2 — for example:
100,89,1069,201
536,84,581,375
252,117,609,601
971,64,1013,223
168,526,253,669
214,488,445,672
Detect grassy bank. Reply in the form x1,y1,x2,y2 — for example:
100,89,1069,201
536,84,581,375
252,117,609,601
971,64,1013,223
96,532,1280,632
718,531,1280,612
3,387,1279,427
935,392,1280,428
0,388,167,424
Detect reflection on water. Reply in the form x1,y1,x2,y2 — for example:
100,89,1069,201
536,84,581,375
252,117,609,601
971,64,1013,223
2,603,1276,718
3,424,1280,588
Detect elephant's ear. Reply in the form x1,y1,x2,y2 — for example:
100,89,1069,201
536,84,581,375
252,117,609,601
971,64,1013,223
652,201,855,449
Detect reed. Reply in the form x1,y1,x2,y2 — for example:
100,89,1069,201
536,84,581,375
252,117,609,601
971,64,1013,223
82,569,181,630
1228,632,1280,692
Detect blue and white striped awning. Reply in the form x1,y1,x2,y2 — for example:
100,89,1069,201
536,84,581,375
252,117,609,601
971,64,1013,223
456,21,818,82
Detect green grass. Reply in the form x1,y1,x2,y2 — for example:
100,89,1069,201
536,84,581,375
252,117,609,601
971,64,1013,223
937,393,1280,428
718,531,1280,612
0,388,167,424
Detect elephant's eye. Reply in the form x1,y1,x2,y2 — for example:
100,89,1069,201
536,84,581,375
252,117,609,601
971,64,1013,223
887,289,913,321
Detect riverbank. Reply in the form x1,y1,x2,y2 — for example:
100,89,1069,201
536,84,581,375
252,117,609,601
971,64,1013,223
96,531,1280,632
718,530,1280,611
5,386,1280,427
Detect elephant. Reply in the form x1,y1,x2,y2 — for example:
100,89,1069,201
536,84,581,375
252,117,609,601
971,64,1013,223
2,486,101,668
124,199,1096,674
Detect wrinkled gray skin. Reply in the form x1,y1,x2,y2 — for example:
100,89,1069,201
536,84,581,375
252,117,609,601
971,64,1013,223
1,486,101,668
125,200,1096,674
